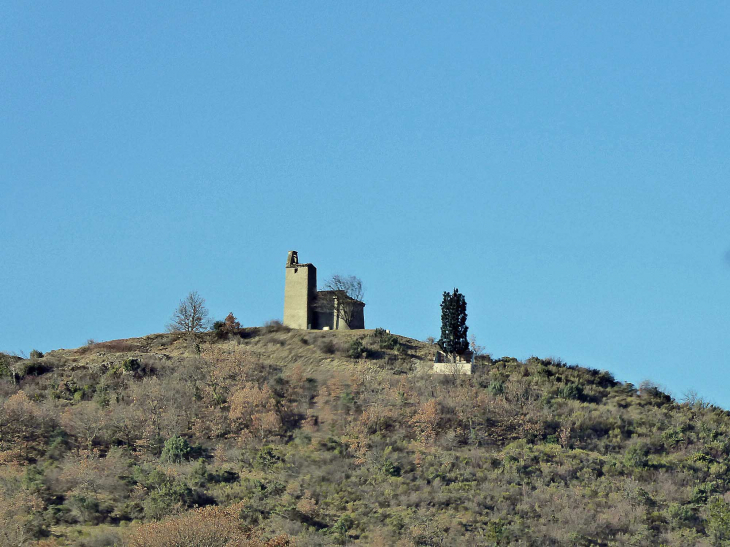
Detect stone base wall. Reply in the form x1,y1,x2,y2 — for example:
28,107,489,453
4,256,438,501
432,362,473,375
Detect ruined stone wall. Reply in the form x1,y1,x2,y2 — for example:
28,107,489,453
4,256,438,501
312,294,365,330
432,350,473,374
432,362,473,375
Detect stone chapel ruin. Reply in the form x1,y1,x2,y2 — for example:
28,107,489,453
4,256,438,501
283,251,365,330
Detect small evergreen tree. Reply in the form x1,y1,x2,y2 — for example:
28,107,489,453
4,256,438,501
161,435,191,463
438,288,469,359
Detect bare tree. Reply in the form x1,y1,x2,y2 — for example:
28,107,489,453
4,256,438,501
168,291,210,334
320,274,364,328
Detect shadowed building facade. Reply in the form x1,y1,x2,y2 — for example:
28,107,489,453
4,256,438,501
283,251,365,330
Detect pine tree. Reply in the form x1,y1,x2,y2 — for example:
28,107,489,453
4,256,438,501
438,288,469,358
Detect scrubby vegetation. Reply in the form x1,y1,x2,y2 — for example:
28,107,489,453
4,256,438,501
1,330,730,545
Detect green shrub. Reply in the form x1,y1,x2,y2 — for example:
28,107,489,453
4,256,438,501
107,358,141,376
330,513,354,544
705,496,730,543
320,437,346,455
29,349,44,359
662,427,685,448
624,442,650,468
190,458,209,487
595,370,617,388
121,358,141,372
371,328,400,350
557,382,584,401
340,390,355,409
65,493,104,524
487,380,505,396
381,459,401,477
22,464,47,494
639,380,673,405
256,446,282,469
161,435,191,463
316,338,337,354
691,481,720,504
348,338,365,359
666,502,696,528
484,519,507,542
15,360,51,377
691,451,713,464
142,478,194,520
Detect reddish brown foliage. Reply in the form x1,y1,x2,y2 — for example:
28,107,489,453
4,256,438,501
223,313,242,332
409,399,441,446
228,383,281,441
123,502,293,547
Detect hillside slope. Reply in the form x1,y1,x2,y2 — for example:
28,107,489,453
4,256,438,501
1,327,729,546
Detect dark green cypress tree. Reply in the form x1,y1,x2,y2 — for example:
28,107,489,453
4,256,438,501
438,288,469,357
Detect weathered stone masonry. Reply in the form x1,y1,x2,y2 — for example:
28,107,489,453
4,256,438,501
283,251,365,330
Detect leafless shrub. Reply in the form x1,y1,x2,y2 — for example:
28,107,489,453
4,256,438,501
682,389,711,410
315,338,338,355
263,320,289,333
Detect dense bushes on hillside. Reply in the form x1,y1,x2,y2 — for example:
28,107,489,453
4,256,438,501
1,331,729,545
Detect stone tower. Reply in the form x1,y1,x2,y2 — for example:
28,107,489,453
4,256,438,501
283,251,317,329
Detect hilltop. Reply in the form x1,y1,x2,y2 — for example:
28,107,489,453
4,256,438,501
2,326,730,546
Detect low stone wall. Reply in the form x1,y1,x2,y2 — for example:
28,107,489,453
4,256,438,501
432,362,473,375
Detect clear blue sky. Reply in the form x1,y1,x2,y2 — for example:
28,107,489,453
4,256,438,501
2,2,729,406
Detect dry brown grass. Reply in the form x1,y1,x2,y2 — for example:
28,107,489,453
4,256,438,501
123,502,293,547
50,328,435,382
